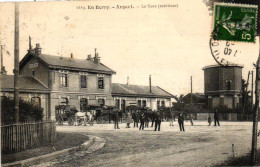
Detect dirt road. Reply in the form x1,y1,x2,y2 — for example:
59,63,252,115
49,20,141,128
55,121,258,167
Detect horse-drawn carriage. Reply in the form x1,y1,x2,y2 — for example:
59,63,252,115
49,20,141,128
96,106,116,124
55,105,96,126
55,105,78,125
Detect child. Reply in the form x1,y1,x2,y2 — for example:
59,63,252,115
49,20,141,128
208,114,212,126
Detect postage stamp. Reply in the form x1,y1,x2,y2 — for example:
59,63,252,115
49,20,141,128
212,3,258,43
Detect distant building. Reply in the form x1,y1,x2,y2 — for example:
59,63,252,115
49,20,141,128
203,65,243,111
112,83,175,111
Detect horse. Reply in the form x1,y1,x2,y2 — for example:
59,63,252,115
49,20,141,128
87,110,96,126
74,111,87,126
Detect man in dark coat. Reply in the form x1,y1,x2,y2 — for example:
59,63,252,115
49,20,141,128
214,109,220,126
151,110,156,127
139,112,145,130
178,111,185,131
154,111,162,131
133,111,139,128
144,111,149,128
113,110,120,129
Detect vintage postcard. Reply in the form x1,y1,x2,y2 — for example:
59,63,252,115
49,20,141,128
0,0,259,166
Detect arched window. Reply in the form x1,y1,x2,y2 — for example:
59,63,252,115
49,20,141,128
98,98,105,107
31,97,41,108
80,98,88,112
61,97,68,105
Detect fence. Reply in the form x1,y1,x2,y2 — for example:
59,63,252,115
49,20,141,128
1,121,56,154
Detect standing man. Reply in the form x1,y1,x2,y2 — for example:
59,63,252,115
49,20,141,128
178,111,185,131
190,114,194,126
139,112,145,130
144,110,149,128
154,111,161,131
214,109,220,126
133,111,139,128
114,110,120,129
151,110,156,127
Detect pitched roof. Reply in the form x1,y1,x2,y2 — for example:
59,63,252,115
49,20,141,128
112,83,175,98
20,53,116,74
0,75,49,92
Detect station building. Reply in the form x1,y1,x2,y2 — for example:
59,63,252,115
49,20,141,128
203,64,243,111
0,42,174,120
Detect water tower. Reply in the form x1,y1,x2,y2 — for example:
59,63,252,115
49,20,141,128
203,64,243,111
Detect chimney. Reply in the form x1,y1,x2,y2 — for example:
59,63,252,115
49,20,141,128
71,53,73,59
127,76,129,86
27,36,34,54
94,48,100,64
149,75,152,93
34,43,41,56
87,54,92,60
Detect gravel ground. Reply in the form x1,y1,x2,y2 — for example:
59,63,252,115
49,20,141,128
54,121,259,167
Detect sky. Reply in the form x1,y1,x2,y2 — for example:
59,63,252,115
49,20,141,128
0,0,259,97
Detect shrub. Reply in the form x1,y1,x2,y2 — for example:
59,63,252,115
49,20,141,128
1,97,44,124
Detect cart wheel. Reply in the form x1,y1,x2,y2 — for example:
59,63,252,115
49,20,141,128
68,117,74,126
57,115,64,125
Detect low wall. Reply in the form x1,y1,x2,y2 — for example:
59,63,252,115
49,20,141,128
196,113,237,121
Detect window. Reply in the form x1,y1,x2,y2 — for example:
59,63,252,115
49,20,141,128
98,77,104,89
226,80,232,90
80,98,88,112
157,100,160,109
115,99,120,109
98,99,105,107
60,74,68,87
61,98,68,105
81,75,87,88
31,97,41,108
142,100,146,107
161,101,165,107
137,100,141,107
121,99,126,111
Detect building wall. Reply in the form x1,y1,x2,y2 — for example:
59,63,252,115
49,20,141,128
204,66,243,111
204,66,242,94
50,70,112,94
113,96,171,111
20,57,49,87
48,69,114,120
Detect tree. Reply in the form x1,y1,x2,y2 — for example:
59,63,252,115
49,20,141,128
241,79,253,114
172,94,184,111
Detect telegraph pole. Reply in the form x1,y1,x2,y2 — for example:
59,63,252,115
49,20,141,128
14,2,20,123
0,45,3,74
251,43,260,165
190,76,193,112
252,71,254,112
243,71,250,114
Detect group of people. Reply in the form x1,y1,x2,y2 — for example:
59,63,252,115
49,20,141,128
111,109,221,131
112,110,163,131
